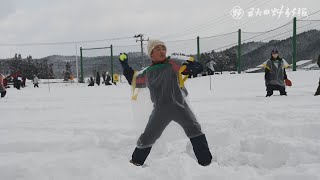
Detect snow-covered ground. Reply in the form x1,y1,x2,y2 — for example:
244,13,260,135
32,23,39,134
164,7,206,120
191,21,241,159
1,70,320,180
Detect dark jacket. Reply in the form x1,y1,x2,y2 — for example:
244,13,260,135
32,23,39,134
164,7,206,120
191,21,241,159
182,61,203,76
96,72,101,85
264,57,288,87
88,77,94,86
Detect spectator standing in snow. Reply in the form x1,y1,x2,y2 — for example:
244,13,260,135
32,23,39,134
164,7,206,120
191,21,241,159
206,61,215,75
14,75,22,90
22,76,26,88
263,49,292,97
0,73,7,98
105,72,112,85
96,72,101,86
33,75,39,88
102,72,106,84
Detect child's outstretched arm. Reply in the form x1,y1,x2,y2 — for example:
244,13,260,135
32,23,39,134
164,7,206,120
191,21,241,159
119,53,135,85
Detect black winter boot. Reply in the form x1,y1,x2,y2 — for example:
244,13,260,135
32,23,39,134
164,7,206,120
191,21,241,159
280,91,287,96
190,134,212,166
279,87,287,96
131,147,152,166
1,91,6,98
266,91,273,97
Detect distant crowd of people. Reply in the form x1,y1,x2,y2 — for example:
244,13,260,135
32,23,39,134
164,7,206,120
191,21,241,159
0,73,40,99
88,71,114,87
1,51,320,99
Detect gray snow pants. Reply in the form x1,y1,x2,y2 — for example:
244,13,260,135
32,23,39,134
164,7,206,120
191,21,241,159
136,103,203,149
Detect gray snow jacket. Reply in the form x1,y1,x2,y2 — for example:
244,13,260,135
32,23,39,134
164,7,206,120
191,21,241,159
264,58,289,87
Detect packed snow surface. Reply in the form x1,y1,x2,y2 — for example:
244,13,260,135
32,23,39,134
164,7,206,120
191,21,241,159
1,70,320,180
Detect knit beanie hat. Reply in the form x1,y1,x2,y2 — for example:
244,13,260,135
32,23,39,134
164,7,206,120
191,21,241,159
271,49,279,54
147,40,166,57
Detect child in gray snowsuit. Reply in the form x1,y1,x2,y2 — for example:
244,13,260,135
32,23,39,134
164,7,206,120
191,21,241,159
119,40,212,166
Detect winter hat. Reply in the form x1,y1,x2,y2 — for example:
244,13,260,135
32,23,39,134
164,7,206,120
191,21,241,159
188,57,195,62
147,40,166,57
271,49,279,54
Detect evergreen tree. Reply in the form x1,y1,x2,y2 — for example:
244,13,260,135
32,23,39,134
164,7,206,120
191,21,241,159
63,62,72,81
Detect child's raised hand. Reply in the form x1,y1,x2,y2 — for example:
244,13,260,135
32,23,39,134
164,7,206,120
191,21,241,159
119,53,128,62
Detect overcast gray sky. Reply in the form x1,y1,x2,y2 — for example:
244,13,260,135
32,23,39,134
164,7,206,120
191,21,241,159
0,0,319,58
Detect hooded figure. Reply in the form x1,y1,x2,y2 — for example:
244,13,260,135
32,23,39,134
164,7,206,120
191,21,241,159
0,74,7,98
263,49,291,97
33,75,39,88
88,77,94,86
206,61,215,75
96,72,101,86
102,72,106,83
119,40,212,167
14,75,22,90
105,72,112,85
315,54,320,96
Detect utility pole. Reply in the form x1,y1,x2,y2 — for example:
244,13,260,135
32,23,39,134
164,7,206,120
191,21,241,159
134,34,149,69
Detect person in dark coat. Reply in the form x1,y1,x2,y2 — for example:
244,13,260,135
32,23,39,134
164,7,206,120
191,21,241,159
96,72,101,86
105,72,112,85
315,55,320,96
14,75,22,90
0,74,7,98
263,49,292,97
102,72,106,84
120,40,212,167
33,75,39,88
182,57,203,78
22,77,26,88
206,61,215,75
88,77,94,86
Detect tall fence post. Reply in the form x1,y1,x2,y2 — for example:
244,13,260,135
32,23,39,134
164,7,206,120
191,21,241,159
110,44,114,83
80,47,84,83
292,17,297,71
237,29,241,74
197,36,200,61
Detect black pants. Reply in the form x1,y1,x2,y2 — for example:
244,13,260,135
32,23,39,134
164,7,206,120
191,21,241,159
34,83,39,88
1,91,6,98
132,103,212,166
14,81,21,90
132,134,212,166
266,84,287,96
136,103,203,148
